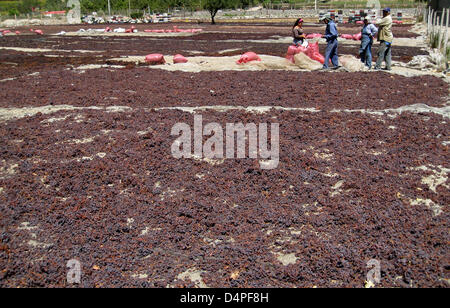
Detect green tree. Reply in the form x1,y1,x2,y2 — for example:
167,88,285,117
204,0,236,24
19,0,40,14
45,0,67,11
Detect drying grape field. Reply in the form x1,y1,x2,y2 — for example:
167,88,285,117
0,22,448,288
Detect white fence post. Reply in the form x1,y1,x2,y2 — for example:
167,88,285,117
445,8,449,60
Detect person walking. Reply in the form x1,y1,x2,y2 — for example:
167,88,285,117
375,8,394,71
360,16,378,69
320,13,339,69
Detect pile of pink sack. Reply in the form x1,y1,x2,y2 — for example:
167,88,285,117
236,52,261,64
340,32,362,40
144,26,202,33
305,33,323,39
145,54,189,65
1,29,21,35
285,42,327,64
30,29,44,35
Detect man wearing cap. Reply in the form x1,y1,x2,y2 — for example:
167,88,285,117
360,16,378,69
320,13,339,69
375,8,394,70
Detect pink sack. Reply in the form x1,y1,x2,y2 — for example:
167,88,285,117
341,34,354,40
30,29,43,35
105,27,111,32
305,42,319,57
2,30,11,34
353,32,362,41
356,20,364,25
286,55,295,63
310,52,325,64
287,45,298,56
286,45,308,63
145,54,166,65
286,45,298,62
236,52,261,64
15,31,20,35
173,54,188,64
393,20,403,24
306,33,323,39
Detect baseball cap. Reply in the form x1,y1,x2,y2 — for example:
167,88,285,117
383,7,391,12
320,13,332,21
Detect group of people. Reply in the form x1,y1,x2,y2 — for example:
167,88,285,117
292,7,394,70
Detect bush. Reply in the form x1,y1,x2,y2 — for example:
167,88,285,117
429,31,441,49
130,12,143,19
8,8,19,16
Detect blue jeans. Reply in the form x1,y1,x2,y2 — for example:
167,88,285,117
359,35,373,68
293,38,303,46
375,41,392,70
323,39,339,68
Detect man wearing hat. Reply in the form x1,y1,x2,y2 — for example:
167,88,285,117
320,13,339,69
375,8,394,70
360,16,378,69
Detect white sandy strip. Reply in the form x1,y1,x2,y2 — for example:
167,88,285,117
180,36,426,48
0,104,448,123
154,106,318,113
0,105,132,122
0,46,103,53
155,104,450,118
62,31,198,38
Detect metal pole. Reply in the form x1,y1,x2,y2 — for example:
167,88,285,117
108,0,111,17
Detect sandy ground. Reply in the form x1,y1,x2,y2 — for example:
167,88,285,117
1,103,448,123
107,54,448,79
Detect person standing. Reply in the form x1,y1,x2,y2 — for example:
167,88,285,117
375,8,394,70
360,16,378,69
292,18,306,47
320,13,339,69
